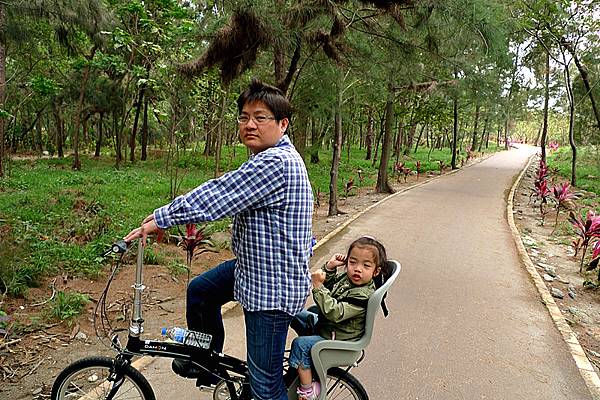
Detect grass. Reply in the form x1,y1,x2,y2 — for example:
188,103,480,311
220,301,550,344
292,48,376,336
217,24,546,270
0,142,496,297
48,290,90,325
548,146,600,196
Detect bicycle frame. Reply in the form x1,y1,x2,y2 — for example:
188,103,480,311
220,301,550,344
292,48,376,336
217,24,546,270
102,240,369,400
107,240,253,399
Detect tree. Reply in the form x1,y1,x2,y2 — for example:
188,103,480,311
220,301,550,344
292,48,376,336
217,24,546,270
0,0,112,175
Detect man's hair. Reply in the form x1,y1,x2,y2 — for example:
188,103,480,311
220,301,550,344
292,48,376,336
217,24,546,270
237,78,292,122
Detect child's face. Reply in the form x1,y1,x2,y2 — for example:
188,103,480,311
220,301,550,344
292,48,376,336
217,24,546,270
346,245,380,286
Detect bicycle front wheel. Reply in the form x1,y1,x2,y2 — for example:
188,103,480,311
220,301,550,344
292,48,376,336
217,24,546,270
325,367,368,400
51,356,155,400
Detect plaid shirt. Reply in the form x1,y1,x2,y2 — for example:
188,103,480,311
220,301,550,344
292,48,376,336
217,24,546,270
154,135,313,315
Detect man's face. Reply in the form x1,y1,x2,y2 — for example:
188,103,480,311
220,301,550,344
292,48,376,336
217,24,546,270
239,100,288,154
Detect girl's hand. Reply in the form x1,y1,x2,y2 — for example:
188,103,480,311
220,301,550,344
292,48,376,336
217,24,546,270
311,270,326,288
326,253,347,270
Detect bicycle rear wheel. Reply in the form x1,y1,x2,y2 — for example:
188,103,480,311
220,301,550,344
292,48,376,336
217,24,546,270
325,367,368,400
51,356,155,400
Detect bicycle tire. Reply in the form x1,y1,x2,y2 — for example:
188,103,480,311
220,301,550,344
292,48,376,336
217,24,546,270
324,367,368,400
212,366,368,400
51,356,155,400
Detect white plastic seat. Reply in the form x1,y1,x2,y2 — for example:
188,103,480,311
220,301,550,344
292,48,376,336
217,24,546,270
288,260,401,400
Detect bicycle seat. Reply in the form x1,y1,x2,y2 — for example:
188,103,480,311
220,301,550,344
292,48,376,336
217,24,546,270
308,259,401,400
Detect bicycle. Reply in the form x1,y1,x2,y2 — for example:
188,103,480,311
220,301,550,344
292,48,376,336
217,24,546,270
51,239,401,400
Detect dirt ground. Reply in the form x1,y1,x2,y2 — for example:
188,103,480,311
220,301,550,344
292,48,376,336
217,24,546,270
513,155,600,376
3,151,598,399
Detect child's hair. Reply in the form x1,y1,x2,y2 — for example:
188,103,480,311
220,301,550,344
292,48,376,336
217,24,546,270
347,236,388,277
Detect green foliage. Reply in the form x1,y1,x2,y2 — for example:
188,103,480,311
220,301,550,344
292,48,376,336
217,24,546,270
167,259,188,276
548,146,600,195
143,244,167,265
48,291,90,324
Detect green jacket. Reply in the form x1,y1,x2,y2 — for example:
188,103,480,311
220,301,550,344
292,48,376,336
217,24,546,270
312,265,375,341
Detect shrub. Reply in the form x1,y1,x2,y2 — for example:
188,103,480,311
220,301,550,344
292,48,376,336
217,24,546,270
48,291,90,325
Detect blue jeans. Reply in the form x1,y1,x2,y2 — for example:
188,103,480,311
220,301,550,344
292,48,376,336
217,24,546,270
289,310,324,370
245,310,293,400
186,259,293,400
186,259,236,352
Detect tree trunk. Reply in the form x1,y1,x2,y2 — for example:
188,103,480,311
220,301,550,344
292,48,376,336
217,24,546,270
52,102,64,158
541,51,550,163
562,49,577,186
72,48,96,170
478,115,488,152
0,8,6,177
471,101,480,152
294,113,307,161
451,87,459,170
365,111,374,160
141,96,149,161
278,33,301,95
404,121,417,156
561,38,600,131
328,86,343,216
114,111,122,167
395,119,404,156
95,113,103,157
375,83,394,194
214,86,229,178
129,85,145,162
413,124,426,153
35,116,43,154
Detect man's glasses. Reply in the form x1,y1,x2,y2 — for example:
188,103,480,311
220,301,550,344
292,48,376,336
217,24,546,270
237,114,277,124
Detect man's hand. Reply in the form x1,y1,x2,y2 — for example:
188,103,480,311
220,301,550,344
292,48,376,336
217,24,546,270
326,253,347,271
311,269,326,288
124,213,163,245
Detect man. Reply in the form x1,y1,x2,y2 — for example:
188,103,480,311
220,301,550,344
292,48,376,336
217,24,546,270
125,78,313,400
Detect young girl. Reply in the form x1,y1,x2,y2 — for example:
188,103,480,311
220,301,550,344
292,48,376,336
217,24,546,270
289,236,388,400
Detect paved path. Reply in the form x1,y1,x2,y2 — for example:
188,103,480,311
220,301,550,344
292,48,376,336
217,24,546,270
139,145,594,399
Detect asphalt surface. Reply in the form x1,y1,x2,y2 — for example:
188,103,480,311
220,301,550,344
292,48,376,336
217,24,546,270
138,145,594,399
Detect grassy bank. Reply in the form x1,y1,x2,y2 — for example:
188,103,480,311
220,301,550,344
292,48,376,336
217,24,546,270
0,143,500,297
548,146,600,198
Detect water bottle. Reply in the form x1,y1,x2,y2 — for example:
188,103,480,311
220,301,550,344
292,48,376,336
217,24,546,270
161,327,212,349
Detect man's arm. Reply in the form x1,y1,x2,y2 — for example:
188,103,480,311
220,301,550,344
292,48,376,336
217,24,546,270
154,152,285,229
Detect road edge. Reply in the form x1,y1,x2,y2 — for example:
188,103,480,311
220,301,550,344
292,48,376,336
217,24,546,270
506,153,600,400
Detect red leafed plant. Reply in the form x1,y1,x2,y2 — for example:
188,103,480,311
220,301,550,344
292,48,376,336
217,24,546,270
357,169,364,185
569,210,600,272
438,160,445,175
551,182,576,232
394,162,404,182
532,159,551,224
534,179,552,225
176,223,215,273
344,177,355,198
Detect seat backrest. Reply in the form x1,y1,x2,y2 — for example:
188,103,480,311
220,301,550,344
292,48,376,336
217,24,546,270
298,260,401,400
359,259,401,347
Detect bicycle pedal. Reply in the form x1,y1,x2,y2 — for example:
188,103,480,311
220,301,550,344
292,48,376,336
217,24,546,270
197,385,216,393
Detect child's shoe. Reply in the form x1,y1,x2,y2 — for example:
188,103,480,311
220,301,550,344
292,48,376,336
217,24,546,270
297,381,321,400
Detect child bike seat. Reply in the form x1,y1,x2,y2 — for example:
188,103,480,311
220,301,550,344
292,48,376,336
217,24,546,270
301,259,401,400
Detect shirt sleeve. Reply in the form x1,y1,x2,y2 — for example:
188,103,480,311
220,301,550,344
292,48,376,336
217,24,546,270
312,286,367,323
153,152,284,229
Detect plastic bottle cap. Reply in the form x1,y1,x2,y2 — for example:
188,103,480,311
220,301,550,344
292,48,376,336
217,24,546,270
161,328,167,335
